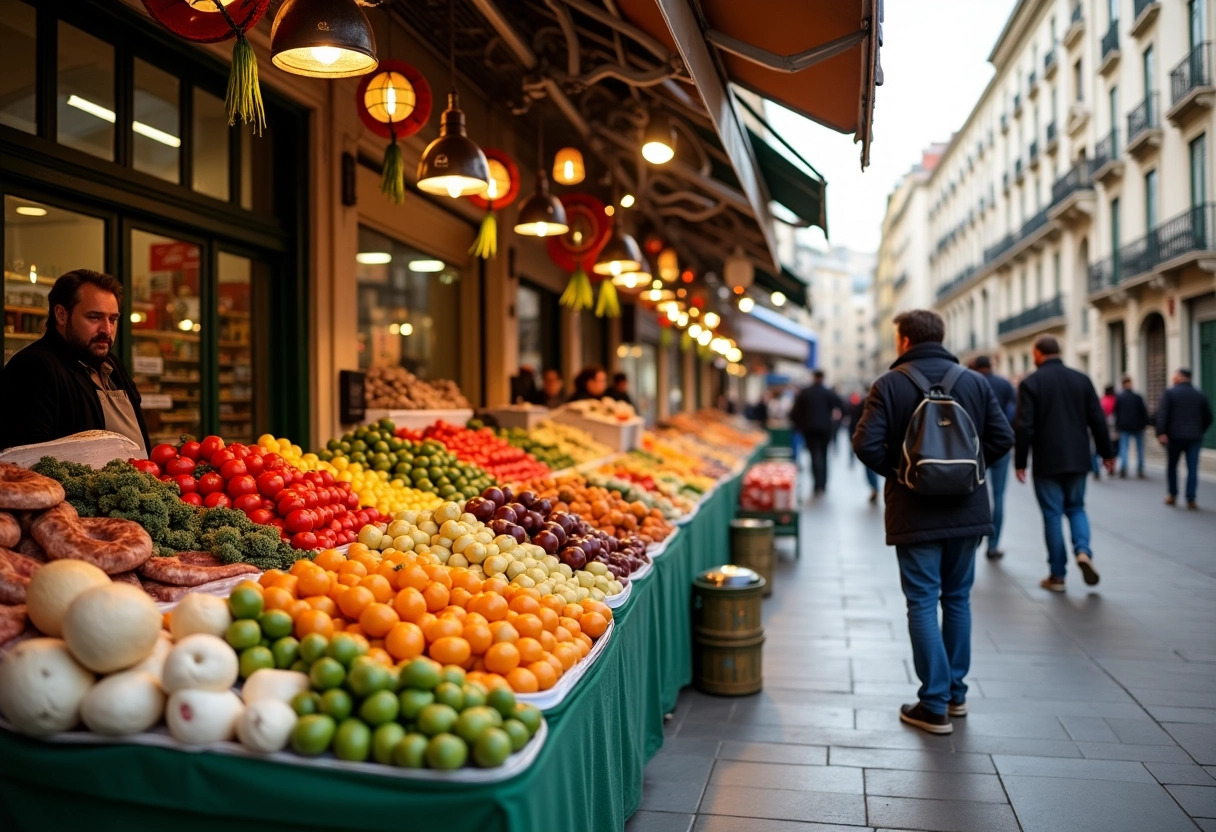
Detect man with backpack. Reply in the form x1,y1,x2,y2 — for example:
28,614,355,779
854,310,1013,735
1014,336,1115,593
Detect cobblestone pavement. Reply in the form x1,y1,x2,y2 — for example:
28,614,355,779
629,443,1216,832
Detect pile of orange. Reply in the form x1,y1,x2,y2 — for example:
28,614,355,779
245,543,612,694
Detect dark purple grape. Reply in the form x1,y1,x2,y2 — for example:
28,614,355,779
533,530,560,555
481,487,505,506
516,490,537,508
559,546,587,570
492,506,518,524
465,497,496,523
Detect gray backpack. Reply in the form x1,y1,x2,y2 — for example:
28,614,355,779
895,364,985,496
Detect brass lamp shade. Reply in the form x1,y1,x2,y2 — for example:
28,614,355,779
271,0,378,78
416,93,490,198
552,147,585,185
592,226,643,276
642,112,675,164
612,256,652,290
514,171,569,237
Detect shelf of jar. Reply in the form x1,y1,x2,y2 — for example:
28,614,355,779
5,305,48,316
4,270,55,287
2,332,41,341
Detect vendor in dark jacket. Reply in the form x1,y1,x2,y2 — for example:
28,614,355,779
0,269,151,456
854,309,1013,736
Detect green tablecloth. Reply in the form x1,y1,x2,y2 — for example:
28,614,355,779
0,451,761,832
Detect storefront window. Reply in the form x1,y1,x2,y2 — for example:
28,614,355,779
192,88,230,202
0,0,37,135
57,22,115,162
615,342,656,423
355,226,460,380
128,229,203,444
517,280,560,375
3,196,106,364
217,252,266,443
133,59,180,184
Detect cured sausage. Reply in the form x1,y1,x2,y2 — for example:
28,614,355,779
31,503,153,575
0,512,18,548
138,579,199,603
0,463,65,510
0,604,28,646
138,554,259,587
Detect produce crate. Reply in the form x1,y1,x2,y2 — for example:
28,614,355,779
0,430,144,469
548,410,643,453
486,406,551,431
362,409,473,431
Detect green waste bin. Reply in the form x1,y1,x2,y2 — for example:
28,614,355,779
730,518,774,597
691,565,765,696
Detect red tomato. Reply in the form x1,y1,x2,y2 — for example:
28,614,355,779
284,508,315,534
277,490,305,515
269,517,285,531
260,499,276,512
262,453,285,471
227,474,258,498
232,493,262,512
174,474,198,495
243,454,265,477
164,457,196,477
197,472,225,495
345,491,360,509
219,459,247,481
203,492,231,509
179,440,202,461
150,444,178,466
319,470,335,486
198,435,225,459
303,490,320,510
228,443,250,461
316,506,334,526
256,472,285,498
210,449,236,469
290,531,318,550
181,492,204,507
131,459,162,477
248,508,274,526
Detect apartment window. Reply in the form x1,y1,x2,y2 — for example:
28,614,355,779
1192,134,1208,208
1145,169,1158,232
1074,60,1083,102
1142,46,1154,99
1051,87,1058,123
1020,269,1028,309
1190,0,1206,50
1107,0,1117,26
1109,86,1119,150
1111,197,1121,282
1053,250,1062,296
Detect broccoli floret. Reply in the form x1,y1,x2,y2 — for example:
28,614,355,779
201,526,245,564
166,500,195,530
164,529,197,551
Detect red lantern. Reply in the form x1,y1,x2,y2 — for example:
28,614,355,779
141,0,270,43
465,149,519,259
548,194,611,312
355,60,432,140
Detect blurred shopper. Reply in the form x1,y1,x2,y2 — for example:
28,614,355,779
607,372,635,408
511,365,540,405
792,370,842,496
970,356,1016,560
1092,385,1118,479
849,387,881,503
1156,368,1214,510
538,369,566,409
854,310,1013,735
1014,336,1114,592
1114,375,1149,479
568,366,608,402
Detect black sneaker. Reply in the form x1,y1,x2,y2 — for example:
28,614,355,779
1075,552,1100,586
986,548,1004,560
948,700,967,717
899,703,952,734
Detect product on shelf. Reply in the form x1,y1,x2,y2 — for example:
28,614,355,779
400,422,551,485
522,421,613,466
740,462,798,511
363,367,470,411
560,397,638,423
509,476,675,545
492,426,576,471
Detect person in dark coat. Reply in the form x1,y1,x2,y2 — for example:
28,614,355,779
1014,336,1114,593
606,372,635,408
1114,375,1150,479
971,355,1017,560
0,269,151,455
567,366,607,402
791,370,842,495
854,310,1013,735
1156,368,1214,509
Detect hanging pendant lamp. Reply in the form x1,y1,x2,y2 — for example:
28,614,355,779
416,0,489,198
612,256,651,290
270,0,378,79
642,111,676,164
515,170,569,237
593,201,643,278
552,147,585,185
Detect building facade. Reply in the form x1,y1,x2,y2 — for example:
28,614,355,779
918,0,1214,452
793,244,877,394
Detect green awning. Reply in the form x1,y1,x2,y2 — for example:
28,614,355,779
747,127,828,236
754,265,810,310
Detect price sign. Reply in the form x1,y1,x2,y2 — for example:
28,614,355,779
132,356,164,375
141,394,173,410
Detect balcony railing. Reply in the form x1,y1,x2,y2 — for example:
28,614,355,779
1022,206,1050,238
1092,129,1118,172
1127,93,1160,141
1029,70,1038,91
935,265,978,300
1101,24,1119,62
1171,42,1213,106
998,295,1065,336
1051,161,1093,205
985,234,1016,263
1014,157,1024,178
1013,93,1023,114
1089,203,1216,293
1088,257,1118,293
1132,0,1156,19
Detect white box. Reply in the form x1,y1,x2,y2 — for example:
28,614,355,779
362,409,473,431
549,409,644,453
487,406,551,431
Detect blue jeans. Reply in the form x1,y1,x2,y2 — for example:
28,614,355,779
1118,430,1145,475
1167,440,1202,502
986,452,1011,551
895,537,979,715
863,463,879,491
1032,474,1092,578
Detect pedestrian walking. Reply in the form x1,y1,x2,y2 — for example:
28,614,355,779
848,387,881,503
1092,385,1117,479
1013,336,1115,593
1114,375,1149,478
1156,368,1214,510
854,310,1013,735
791,370,842,496
971,355,1016,560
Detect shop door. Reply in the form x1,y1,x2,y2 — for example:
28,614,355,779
1142,313,1167,419
1201,320,1216,450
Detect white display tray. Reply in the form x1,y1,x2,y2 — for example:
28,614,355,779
646,539,669,559
0,430,143,469
363,409,473,431
516,619,614,711
549,410,643,453
603,578,632,609
0,714,546,784
486,406,551,431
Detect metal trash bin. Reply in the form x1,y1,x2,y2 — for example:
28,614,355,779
692,565,765,696
730,517,775,597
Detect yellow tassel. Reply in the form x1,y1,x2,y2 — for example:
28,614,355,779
469,213,497,259
595,280,620,318
560,266,594,311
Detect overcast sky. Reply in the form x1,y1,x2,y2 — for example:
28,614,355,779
766,0,1018,256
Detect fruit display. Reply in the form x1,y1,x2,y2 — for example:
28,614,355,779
134,436,376,550
492,426,576,471
579,471,691,521
400,422,551,484
561,397,638,422
509,475,675,544
364,366,470,411
662,411,767,454
523,422,613,465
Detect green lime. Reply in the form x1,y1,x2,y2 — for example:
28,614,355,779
239,645,275,679
416,703,458,737
417,479,434,493
299,632,329,663
514,704,542,737
347,661,393,699
439,665,466,686
486,686,516,719
502,719,530,752
379,418,396,432
414,456,430,468
425,733,468,770
290,691,321,716
319,688,353,721
472,727,512,768
392,733,429,768
352,439,368,453
327,438,341,451
271,636,300,670
258,609,294,640
373,440,389,454
291,714,336,756
398,688,434,721
359,690,400,726
228,586,264,620
309,656,346,691
372,722,406,765
225,619,262,650
462,681,488,709
333,718,371,762
453,706,495,745
290,659,311,673
326,633,363,668
399,658,442,691
433,681,464,711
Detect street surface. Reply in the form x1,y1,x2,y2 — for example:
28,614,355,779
629,442,1216,832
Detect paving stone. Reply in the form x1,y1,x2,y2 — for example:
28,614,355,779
828,746,994,773
655,738,722,758
1077,741,1196,763
1165,784,1216,817
730,704,857,729
864,795,1019,832
1129,688,1216,708
991,754,1153,782
949,734,1083,758
1059,716,1121,742
692,817,870,832
1002,775,1199,832
1162,723,1216,765
637,780,707,814
717,741,829,766
698,784,867,826
642,752,716,784
709,760,864,794
1104,717,1178,745
624,811,694,832
1144,762,1216,785
863,769,1007,803
1146,706,1216,724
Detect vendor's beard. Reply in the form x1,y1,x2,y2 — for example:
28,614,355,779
65,328,113,367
